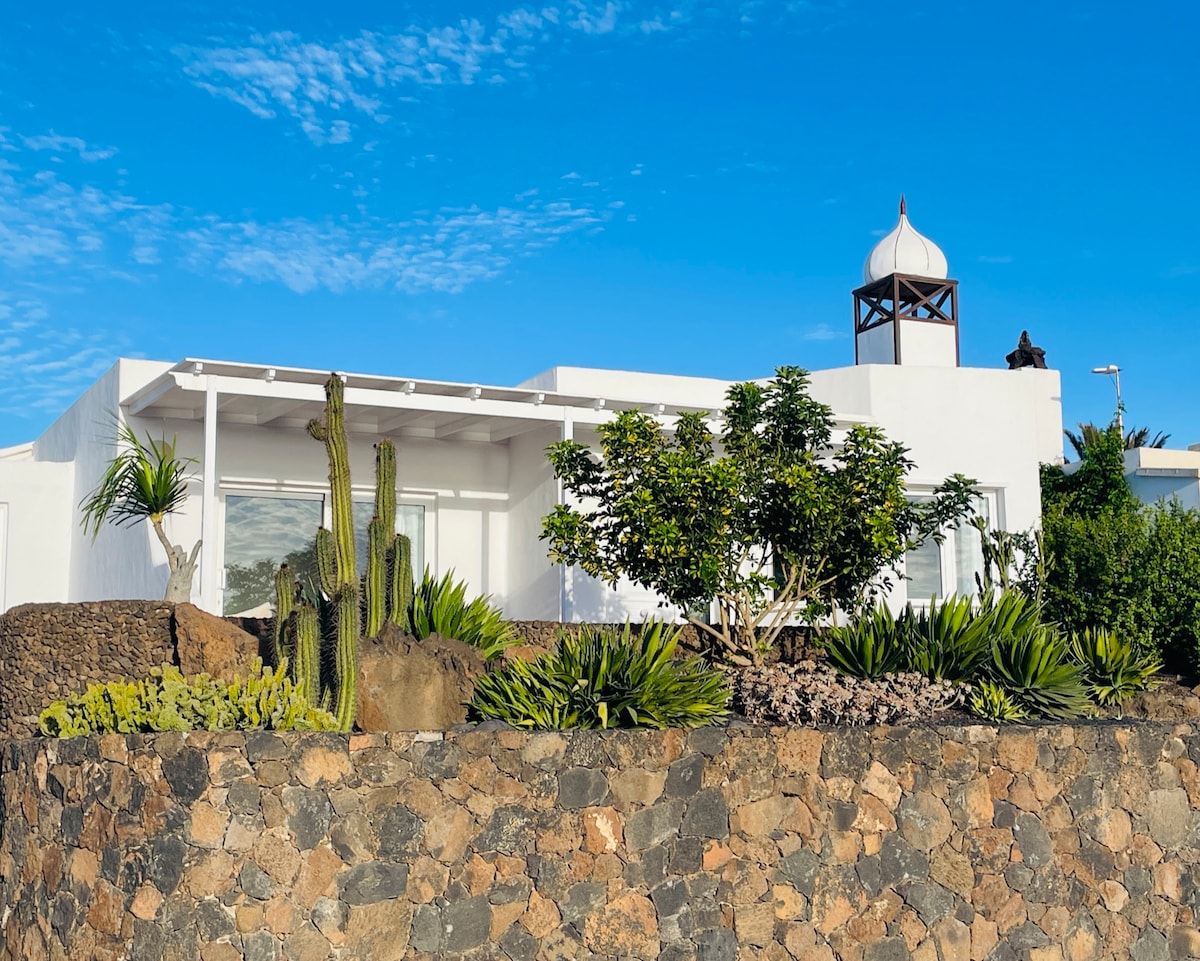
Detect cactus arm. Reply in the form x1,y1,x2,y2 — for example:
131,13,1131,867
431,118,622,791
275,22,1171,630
272,564,297,667
390,533,414,631
365,516,387,638
290,601,321,707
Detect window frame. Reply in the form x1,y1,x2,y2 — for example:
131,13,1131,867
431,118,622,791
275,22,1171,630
901,488,1001,607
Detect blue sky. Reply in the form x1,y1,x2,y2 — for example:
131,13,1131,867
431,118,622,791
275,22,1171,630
1,1,1198,448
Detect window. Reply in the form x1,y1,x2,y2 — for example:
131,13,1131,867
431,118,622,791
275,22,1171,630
223,494,323,615
352,501,426,579
903,492,996,603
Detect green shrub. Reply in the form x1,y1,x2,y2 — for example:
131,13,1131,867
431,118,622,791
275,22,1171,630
408,569,517,659
968,681,1029,722
1069,627,1161,708
39,660,339,736
469,621,730,730
736,660,966,727
986,628,1091,719
821,605,908,679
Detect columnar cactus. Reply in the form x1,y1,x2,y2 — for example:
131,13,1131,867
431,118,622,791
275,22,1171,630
273,376,414,731
272,564,297,667
305,374,362,731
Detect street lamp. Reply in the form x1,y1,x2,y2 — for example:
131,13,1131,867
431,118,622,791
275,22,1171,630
1091,365,1122,434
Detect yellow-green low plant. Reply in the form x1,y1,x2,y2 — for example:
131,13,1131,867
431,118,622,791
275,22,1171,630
39,659,339,737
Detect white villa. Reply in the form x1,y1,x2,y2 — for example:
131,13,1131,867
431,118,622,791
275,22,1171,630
0,205,1064,620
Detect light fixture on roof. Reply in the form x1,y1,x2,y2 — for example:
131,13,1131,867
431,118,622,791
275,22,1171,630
191,361,204,376
532,392,545,406
469,385,482,401
593,398,606,411
403,381,417,395
1091,364,1123,432
654,403,666,416
263,368,276,383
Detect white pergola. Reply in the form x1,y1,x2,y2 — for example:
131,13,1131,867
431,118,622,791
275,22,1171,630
123,358,869,613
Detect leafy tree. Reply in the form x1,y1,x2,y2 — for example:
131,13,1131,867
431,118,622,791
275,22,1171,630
1039,423,1200,674
80,423,201,603
542,366,976,665
1063,421,1170,461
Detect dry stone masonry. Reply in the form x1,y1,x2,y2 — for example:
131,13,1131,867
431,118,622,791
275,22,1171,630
1,723,1199,960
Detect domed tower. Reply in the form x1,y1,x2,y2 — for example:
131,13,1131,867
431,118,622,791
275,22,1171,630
853,197,959,366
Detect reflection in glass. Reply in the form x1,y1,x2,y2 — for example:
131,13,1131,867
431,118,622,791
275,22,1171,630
223,495,323,615
955,496,989,595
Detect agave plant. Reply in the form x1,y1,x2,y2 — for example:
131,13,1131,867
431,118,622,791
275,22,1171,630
968,680,1029,722
1069,627,1161,709
821,605,909,679
469,621,730,730
408,569,517,659
987,626,1092,720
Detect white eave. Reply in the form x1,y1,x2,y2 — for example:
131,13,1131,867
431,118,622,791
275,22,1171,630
121,358,871,443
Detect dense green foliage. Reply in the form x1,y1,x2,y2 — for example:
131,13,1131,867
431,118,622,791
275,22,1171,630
1039,423,1200,674
470,622,730,730
1063,422,1170,462
408,569,518,659
39,660,338,736
543,366,975,665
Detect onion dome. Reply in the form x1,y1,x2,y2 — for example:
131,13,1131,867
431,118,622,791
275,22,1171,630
863,196,948,283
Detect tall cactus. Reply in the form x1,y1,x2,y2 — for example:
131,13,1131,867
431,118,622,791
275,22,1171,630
365,441,398,638
272,564,297,667
306,374,361,731
271,377,413,732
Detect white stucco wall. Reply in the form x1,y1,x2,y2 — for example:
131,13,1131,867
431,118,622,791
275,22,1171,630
0,459,75,607
898,322,957,367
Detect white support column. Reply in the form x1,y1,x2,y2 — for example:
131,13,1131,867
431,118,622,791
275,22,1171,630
200,378,220,613
558,413,573,623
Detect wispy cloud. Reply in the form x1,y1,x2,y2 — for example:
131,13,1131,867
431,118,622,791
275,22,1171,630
0,140,171,271
802,322,845,342
172,1,812,144
183,200,605,295
0,295,129,417
20,132,117,162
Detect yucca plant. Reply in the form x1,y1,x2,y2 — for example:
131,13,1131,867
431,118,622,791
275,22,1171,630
1069,627,1161,709
470,621,730,730
969,680,1029,722
80,422,200,602
986,626,1092,719
408,568,517,660
821,605,909,679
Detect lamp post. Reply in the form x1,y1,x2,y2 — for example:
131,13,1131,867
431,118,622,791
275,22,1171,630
1091,364,1122,434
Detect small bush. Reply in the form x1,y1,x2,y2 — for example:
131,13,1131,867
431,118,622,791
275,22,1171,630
822,605,907,679
969,681,1029,722
408,569,518,659
986,628,1092,720
1069,627,1161,709
734,660,967,727
469,621,730,730
39,660,339,736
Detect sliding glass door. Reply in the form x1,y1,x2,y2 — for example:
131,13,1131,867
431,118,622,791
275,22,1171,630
223,494,323,616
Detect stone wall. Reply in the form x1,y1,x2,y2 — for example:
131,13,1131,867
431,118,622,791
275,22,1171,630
2,723,1199,961
0,601,175,738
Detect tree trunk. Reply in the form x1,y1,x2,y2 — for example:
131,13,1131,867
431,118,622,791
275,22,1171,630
152,518,202,603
